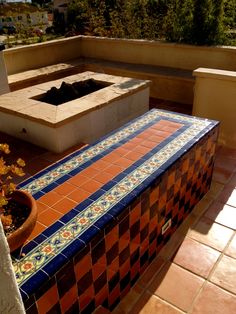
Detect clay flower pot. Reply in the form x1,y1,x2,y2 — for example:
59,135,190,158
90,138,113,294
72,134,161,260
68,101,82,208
6,190,37,252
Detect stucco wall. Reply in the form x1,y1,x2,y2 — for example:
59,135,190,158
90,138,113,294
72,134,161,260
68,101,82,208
0,50,10,95
80,37,236,71
4,36,82,75
193,68,236,148
4,36,236,75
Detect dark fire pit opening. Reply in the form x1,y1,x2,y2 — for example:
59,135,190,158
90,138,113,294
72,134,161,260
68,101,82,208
36,79,111,106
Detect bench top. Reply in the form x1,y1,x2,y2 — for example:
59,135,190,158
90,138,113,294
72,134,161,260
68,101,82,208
8,57,193,87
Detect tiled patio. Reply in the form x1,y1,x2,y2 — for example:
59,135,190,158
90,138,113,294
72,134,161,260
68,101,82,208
1,100,236,313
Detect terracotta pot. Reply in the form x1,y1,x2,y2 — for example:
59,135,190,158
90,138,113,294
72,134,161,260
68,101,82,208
6,190,37,252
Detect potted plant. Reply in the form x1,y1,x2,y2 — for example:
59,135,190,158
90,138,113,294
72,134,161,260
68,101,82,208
0,143,37,252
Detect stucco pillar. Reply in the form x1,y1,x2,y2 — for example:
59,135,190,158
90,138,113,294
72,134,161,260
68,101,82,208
193,68,236,148
0,43,10,95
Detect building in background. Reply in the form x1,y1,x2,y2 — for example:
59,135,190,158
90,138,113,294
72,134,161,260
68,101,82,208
0,2,49,32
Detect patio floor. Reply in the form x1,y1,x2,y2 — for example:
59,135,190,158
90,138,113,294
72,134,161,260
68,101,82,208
1,100,236,313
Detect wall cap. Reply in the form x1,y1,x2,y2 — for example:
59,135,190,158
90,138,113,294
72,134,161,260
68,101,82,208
193,68,236,82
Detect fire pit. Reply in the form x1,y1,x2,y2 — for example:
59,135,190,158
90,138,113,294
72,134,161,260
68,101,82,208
0,72,150,152
35,79,111,106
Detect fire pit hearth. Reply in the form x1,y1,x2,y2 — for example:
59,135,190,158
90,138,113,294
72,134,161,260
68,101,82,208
0,72,150,152
36,79,111,106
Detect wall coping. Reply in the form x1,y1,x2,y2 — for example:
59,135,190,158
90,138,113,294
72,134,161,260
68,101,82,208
80,35,236,53
193,68,236,82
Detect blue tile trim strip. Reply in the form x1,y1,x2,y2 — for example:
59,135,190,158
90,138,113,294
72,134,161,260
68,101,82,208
13,109,219,294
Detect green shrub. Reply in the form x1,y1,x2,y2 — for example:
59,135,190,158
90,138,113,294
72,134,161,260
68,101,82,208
67,0,234,45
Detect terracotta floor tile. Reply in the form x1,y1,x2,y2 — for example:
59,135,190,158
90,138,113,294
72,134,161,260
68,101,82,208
215,156,236,173
190,197,213,219
27,221,46,241
218,187,236,208
39,191,63,207
53,182,77,196
16,145,46,162
24,157,52,176
128,292,183,314
210,255,236,294
188,217,234,251
225,234,236,259
148,262,204,312
204,201,236,230
228,173,236,189
191,282,236,314
173,238,220,278
216,146,236,160
206,181,224,200
52,197,77,214
38,208,62,226
212,167,233,184
112,284,144,313
138,256,165,288
176,213,199,236
80,179,103,193
159,232,185,260
42,143,87,162
67,188,91,204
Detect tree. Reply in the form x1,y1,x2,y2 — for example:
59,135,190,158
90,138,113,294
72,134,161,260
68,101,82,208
192,0,226,45
164,0,194,43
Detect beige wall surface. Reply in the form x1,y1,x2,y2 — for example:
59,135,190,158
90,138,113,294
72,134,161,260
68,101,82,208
80,36,236,71
4,36,236,75
4,36,82,75
193,68,236,148
0,51,10,95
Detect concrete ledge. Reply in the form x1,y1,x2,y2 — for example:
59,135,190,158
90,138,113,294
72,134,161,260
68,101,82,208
0,72,150,152
193,68,236,82
8,58,194,104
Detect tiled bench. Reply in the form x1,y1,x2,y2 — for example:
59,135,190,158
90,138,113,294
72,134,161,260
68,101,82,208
13,109,219,313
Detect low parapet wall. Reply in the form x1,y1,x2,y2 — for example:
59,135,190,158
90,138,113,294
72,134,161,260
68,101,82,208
4,36,82,75
4,36,236,76
80,36,236,71
3,36,236,105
